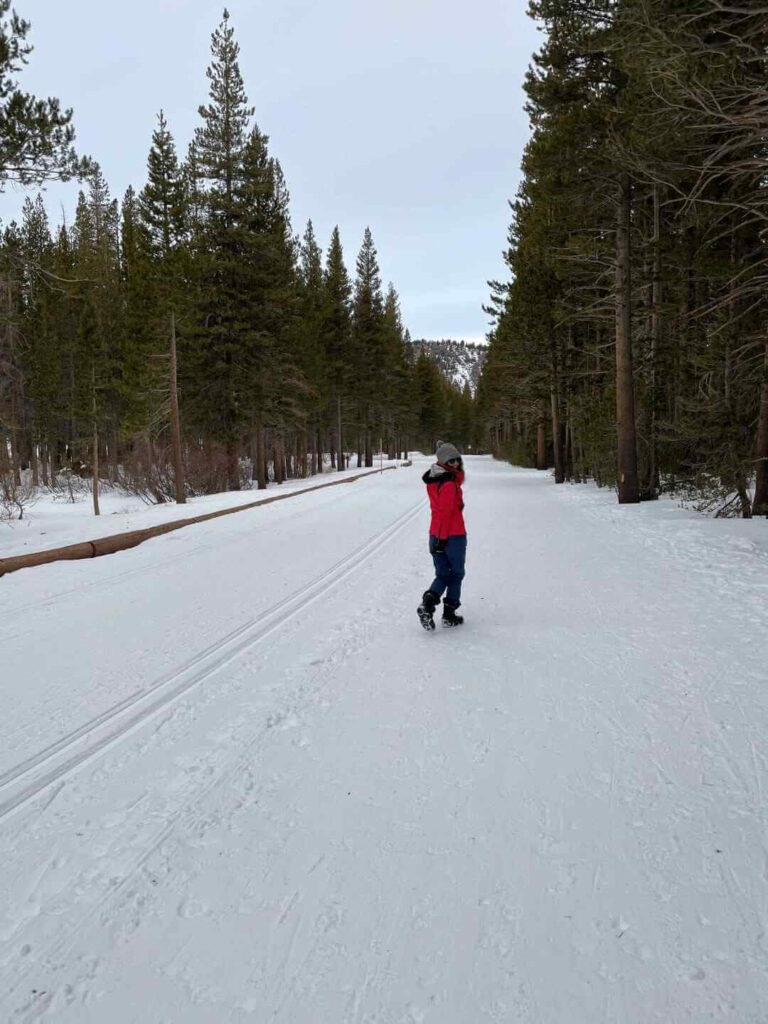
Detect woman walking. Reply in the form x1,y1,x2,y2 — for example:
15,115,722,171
417,442,467,630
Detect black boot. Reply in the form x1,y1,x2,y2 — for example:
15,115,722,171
417,590,440,631
442,598,464,627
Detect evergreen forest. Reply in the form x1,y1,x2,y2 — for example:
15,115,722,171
476,0,768,517
0,5,474,517
3,0,768,521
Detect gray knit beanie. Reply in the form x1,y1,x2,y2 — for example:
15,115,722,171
435,442,461,464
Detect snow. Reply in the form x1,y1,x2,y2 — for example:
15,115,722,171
0,462,386,559
1,456,768,1022
411,340,486,395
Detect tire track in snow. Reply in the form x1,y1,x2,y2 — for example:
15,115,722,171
0,498,424,825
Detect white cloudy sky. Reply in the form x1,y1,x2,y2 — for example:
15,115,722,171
3,0,542,342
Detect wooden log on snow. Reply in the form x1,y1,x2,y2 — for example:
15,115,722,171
0,466,399,578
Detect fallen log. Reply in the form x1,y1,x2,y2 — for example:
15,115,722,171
0,466,398,578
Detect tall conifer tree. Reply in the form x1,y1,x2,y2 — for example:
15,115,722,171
191,8,255,490
321,226,352,470
352,227,385,466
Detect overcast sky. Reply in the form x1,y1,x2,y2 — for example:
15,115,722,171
3,0,541,343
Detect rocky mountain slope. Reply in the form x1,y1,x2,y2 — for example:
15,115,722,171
410,339,486,394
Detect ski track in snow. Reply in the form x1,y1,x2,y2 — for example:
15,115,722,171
0,482,399,777
1,457,768,1022
0,498,423,823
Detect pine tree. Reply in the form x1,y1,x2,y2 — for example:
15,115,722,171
0,0,89,187
477,0,768,517
383,283,412,457
138,111,188,501
120,185,158,483
20,194,59,486
414,349,447,450
297,219,327,474
139,111,185,260
68,167,124,509
321,226,352,470
237,130,302,483
352,227,385,466
1,6,434,511
0,223,24,485
190,8,256,490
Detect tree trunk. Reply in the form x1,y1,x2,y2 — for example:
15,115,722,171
169,311,186,503
250,434,258,481
108,426,117,485
226,437,240,491
146,432,154,495
536,418,547,470
10,417,21,484
735,479,753,519
274,436,285,484
570,422,581,483
92,368,100,516
615,173,640,504
550,384,564,484
753,341,768,516
4,275,22,486
1,430,11,479
30,433,39,488
337,396,344,472
9,408,21,488
645,184,661,499
255,422,267,490
564,417,572,481
364,428,372,468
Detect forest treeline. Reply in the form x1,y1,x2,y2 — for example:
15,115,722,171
476,0,768,517
0,6,473,516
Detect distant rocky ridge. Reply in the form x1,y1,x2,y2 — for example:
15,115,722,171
410,339,487,395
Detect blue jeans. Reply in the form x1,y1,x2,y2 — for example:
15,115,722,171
429,534,467,606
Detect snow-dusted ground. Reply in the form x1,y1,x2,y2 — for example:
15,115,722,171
0,461,385,558
1,455,767,1023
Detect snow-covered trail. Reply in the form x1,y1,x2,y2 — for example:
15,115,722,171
0,472,418,778
2,456,768,1022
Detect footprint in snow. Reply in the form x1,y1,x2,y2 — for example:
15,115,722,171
178,897,209,919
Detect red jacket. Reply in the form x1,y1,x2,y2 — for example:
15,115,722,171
423,465,466,539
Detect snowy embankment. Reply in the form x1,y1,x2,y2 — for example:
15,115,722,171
1,456,767,1022
0,461,386,560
